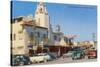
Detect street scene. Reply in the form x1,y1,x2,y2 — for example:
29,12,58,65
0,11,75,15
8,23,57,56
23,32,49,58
11,1,97,66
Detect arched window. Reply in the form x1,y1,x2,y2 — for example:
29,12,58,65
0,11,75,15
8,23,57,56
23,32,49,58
39,8,43,13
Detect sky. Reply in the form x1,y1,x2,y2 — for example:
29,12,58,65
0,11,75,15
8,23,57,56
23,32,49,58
11,1,97,42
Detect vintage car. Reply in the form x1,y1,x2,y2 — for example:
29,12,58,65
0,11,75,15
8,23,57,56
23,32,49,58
87,49,97,59
11,55,31,66
71,47,85,60
30,53,51,63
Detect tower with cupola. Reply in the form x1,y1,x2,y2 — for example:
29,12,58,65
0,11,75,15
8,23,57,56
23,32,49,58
35,2,49,28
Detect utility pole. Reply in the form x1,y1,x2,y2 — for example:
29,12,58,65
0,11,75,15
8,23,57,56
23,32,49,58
92,33,96,42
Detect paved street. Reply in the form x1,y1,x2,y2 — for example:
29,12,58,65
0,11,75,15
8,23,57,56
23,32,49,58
30,56,97,65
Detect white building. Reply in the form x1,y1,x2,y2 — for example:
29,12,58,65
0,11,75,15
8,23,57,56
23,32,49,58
11,2,68,55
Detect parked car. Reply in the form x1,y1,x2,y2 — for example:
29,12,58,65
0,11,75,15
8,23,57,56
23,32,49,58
87,49,97,59
11,55,31,66
37,53,52,61
47,52,58,60
30,53,51,63
62,51,73,58
11,56,19,66
71,47,85,60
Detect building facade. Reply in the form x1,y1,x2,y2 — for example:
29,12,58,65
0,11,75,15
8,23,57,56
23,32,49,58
11,2,72,56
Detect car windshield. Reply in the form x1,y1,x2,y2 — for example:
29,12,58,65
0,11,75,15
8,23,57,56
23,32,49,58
37,53,47,56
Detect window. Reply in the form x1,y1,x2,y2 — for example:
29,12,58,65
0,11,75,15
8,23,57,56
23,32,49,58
39,8,43,13
37,32,40,38
43,34,46,38
17,46,24,49
54,35,57,40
